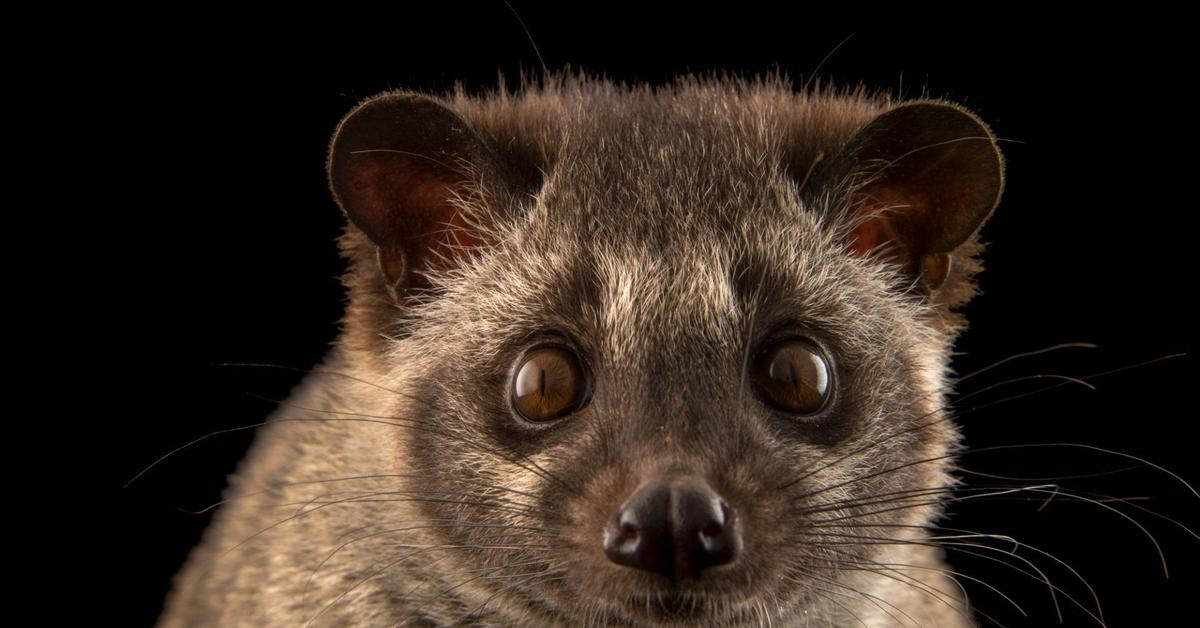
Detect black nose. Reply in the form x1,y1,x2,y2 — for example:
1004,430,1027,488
602,476,741,580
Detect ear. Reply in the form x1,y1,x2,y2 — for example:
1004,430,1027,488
823,101,1005,292
327,92,499,301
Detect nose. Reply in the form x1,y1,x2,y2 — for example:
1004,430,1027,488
602,476,741,581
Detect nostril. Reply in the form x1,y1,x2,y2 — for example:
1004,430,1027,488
700,500,730,538
603,481,672,576
619,510,640,535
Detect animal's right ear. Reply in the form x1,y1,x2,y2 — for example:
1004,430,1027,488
327,92,507,301
814,102,1004,295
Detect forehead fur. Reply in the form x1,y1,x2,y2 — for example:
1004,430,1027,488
446,71,892,240
340,71,978,365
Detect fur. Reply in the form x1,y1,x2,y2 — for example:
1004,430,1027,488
160,70,1001,626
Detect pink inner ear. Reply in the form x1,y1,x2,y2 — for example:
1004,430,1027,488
394,179,486,291
356,154,481,247
843,183,931,269
345,151,485,292
444,210,482,251
405,180,483,266
847,217,882,257
846,214,904,259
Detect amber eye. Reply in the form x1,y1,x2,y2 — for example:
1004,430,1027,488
511,346,588,422
752,339,832,415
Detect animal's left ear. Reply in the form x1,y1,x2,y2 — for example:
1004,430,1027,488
822,102,1005,292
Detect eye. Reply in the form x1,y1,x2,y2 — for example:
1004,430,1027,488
511,346,588,422
752,338,832,415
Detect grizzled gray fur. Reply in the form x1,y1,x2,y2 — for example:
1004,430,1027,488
160,70,1004,626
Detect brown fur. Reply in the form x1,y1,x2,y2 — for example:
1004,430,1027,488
160,70,1003,626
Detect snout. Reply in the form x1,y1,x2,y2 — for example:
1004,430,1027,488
601,476,742,581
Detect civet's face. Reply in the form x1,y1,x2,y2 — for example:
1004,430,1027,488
327,82,1002,624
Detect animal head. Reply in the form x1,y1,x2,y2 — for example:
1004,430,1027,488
323,72,1003,624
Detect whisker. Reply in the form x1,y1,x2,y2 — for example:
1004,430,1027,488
243,394,581,497
189,471,546,515
810,549,1003,627
791,564,922,626
128,362,582,498
450,572,568,626
274,490,554,520
953,342,1099,384
798,529,1106,625
304,544,563,627
962,484,1169,577
776,351,1187,492
216,489,556,563
303,523,561,602
809,586,869,628
959,464,1147,483
820,540,1036,624
808,533,1033,620
964,443,1197,501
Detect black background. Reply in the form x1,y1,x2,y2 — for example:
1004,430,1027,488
92,6,1197,626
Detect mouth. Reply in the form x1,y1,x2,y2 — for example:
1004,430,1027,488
619,591,735,624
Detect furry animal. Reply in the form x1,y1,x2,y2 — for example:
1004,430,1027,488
159,71,1004,626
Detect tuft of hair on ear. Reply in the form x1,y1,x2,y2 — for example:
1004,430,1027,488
815,100,1005,335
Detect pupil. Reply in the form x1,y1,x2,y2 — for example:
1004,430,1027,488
771,352,814,394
